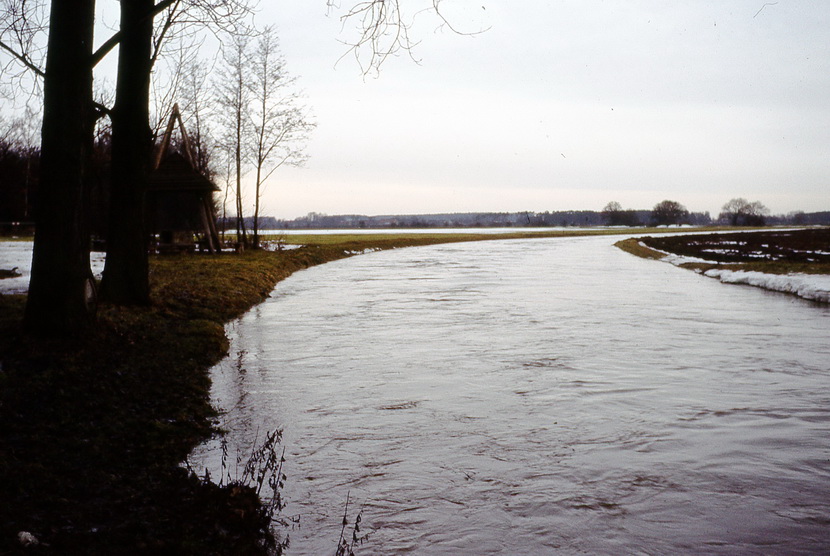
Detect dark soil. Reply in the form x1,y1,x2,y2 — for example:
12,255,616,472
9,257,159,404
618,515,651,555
640,228,830,265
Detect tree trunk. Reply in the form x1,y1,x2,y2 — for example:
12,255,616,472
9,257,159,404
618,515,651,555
100,0,154,305
234,119,248,249
23,0,96,335
253,165,261,249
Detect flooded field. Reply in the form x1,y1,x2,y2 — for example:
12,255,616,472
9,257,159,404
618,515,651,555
192,235,830,554
0,240,106,295
641,228,830,264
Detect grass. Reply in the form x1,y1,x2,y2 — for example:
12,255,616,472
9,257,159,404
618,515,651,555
613,237,666,260
254,226,740,248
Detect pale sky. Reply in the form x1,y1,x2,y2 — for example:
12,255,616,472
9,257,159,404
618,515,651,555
241,1,828,220
2,3,826,221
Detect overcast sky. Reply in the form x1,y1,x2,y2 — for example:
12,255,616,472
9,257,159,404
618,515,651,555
245,1,829,219
72,1,810,220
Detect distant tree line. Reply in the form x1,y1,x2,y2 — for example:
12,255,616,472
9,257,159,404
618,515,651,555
245,203,830,230
4,141,828,236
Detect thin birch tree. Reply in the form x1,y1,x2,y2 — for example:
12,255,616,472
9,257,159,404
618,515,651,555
248,26,314,248
214,33,251,248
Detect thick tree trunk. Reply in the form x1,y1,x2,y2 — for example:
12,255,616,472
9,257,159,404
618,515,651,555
100,0,154,305
23,0,96,335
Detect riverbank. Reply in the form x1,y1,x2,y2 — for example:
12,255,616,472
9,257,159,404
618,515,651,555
615,228,830,303
0,246,361,554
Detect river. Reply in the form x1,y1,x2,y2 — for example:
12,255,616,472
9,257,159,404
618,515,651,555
191,235,830,554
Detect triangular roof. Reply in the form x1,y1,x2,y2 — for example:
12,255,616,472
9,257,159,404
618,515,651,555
147,151,219,192
148,103,219,192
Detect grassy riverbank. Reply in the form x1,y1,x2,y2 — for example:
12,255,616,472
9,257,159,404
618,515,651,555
0,227,739,553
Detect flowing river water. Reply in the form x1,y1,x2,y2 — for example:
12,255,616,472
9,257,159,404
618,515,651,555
191,235,830,554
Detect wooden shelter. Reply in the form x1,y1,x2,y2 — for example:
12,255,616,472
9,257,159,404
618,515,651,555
146,104,221,253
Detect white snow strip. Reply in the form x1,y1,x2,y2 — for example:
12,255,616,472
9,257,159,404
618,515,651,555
704,269,830,303
788,249,830,256
638,242,719,266
661,253,716,265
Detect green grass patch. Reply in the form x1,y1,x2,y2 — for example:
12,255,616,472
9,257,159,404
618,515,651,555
614,238,666,260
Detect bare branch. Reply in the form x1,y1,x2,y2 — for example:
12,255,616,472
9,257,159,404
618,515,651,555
753,2,778,18
0,0,48,102
329,0,489,76
150,0,183,68
0,37,43,76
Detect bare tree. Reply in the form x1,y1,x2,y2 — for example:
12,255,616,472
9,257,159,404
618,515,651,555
150,44,192,139
601,201,641,227
248,26,315,248
719,198,770,226
1,0,247,324
177,56,217,177
4,0,466,328
101,0,253,304
651,199,689,226
100,0,157,305
5,107,39,216
601,201,622,225
0,109,40,223
214,32,252,248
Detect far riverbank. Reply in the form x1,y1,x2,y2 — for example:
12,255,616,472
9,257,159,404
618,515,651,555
615,227,830,303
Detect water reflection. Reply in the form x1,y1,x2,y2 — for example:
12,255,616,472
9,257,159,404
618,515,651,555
192,235,830,554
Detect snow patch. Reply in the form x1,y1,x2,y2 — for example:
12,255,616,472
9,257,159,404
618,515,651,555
704,269,830,303
661,253,715,265
635,241,717,266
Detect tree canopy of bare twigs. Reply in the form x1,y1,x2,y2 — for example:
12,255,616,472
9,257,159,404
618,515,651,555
248,25,315,247
0,0,47,105
214,32,252,246
328,0,487,75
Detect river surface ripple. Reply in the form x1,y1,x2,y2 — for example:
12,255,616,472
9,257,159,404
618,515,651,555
191,235,830,554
